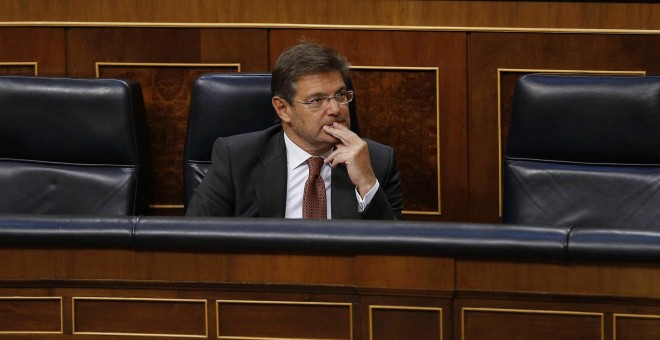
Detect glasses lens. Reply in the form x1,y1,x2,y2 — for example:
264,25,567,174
343,91,354,104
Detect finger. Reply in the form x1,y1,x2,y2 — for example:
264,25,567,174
323,122,357,144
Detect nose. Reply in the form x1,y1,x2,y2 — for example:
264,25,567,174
325,97,341,115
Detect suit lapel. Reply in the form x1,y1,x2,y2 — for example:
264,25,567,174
331,165,361,219
255,130,287,217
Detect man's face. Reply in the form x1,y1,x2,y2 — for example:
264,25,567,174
277,71,351,155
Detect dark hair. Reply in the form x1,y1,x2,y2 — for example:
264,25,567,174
271,42,350,103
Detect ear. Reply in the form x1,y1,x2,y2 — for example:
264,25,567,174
272,96,291,123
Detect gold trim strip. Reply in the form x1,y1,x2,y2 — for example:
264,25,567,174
1,21,659,35
0,61,38,76
72,296,208,338
462,307,604,340
217,299,353,340
95,62,241,78
0,296,63,334
369,305,443,340
496,68,647,217
350,66,442,216
150,204,184,209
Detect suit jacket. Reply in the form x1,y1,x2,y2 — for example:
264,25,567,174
186,125,403,219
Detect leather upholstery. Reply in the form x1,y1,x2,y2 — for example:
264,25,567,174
0,214,568,260
183,73,360,208
0,76,150,215
0,214,135,248
4,214,659,262
502,74,660,229
568,227,660,262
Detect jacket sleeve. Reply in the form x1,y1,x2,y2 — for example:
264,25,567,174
362,144,404,220
185,137,235,217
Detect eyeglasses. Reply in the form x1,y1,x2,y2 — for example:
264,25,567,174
291,90,354,110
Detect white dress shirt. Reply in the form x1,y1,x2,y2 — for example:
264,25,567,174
283,132,379,218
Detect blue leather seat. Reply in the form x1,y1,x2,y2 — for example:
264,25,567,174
502,74,660,229
0,76,150,215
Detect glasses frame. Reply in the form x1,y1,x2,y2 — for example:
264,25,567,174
290,90,354,111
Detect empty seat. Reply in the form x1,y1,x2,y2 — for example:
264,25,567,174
502,74,660,228
0,76,150,215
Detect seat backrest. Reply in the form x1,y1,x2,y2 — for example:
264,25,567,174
183,73,360,208
0,76,150,215
502,74,660,229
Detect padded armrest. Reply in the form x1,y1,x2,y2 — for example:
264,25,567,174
568,227,660,262
135,217,569,260
0,214,135,248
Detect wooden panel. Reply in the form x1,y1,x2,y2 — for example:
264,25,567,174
269,30,468,221
0,62,37,76
73,297,207,337
356,255,454,291
370,306,442,340
615,314,660,340
66,28,268,214
0,248,356,286
462,307,603,340
0,297,62,334
217,300,351,339
456,259,660,299
468,33,660,223
0,27,65,76
0,1,658,31
351,68,440,215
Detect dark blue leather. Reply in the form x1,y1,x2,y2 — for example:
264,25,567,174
0,76,150,215
183,73,361,208
0,214,135,248
503,74,660,229
136,217,568,259
4,214,660,262
568,227,660,262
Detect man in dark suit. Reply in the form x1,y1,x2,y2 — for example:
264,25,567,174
186,42,403,219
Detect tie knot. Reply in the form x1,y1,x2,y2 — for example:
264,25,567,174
307,157,324,177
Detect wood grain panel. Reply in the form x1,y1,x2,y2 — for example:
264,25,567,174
0,297,62,334
468,33,660,223
456,259,660,299
351,68,439,214
269,30,468,221
66,28,268,214
217,300,351,339
0,1,658,31
462,307,603,340
356,255,454,291
0,63,36,76
370,306,442,340
615,314,660,340
73,297,207,337
0,27,64,76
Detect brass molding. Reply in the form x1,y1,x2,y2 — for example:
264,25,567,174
150,204,184,209
1,21,660,35
0,296,62,335
0,61,38,76
216,299,353,340
496,68,647,217
368,305,443,340
72,296,208,338
462,307,604,340
351,65,442,216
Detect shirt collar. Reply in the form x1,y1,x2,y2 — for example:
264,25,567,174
283,132,333,171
